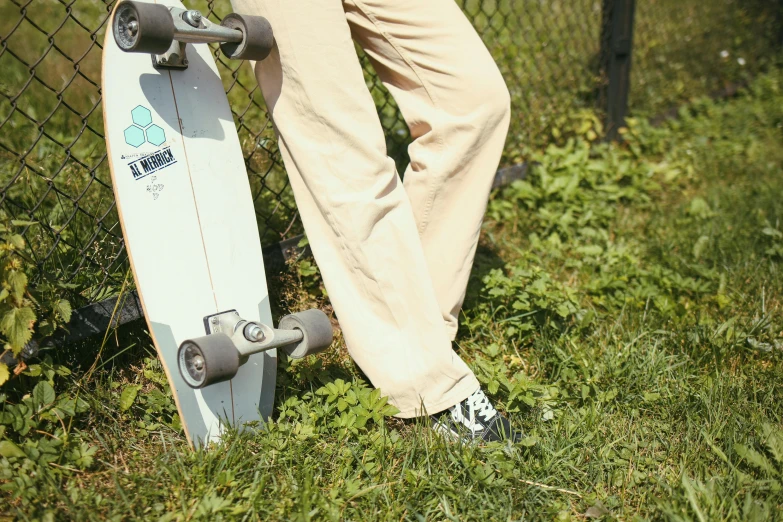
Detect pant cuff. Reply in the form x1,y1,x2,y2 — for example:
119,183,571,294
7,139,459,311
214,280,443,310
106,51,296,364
391,375,480,419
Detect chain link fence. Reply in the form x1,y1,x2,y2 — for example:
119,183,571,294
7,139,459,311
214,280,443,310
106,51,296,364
1,0,781,309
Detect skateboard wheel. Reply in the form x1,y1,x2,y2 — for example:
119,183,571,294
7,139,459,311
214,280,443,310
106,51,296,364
177,333,240,389
219,13,274,61
113,1,175,55
278,309,333,359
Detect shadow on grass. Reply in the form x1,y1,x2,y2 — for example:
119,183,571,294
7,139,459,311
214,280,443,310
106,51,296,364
460,239,507,328
41,317,152,384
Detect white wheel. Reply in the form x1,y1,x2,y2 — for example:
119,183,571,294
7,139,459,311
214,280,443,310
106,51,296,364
113,1,175,54
177,333,240,389
220,13,274,61
278,309,333,359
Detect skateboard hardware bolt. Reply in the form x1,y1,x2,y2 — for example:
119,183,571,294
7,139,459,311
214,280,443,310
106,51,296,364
183,10,203,28
243,323,265,342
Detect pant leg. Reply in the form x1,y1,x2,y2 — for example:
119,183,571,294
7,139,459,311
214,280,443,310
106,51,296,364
229,0,479,417
343,0,512,340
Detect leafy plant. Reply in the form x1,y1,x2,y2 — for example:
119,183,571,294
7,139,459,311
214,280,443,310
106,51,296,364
277,377,399,438
480,263,582,338
0,221,72,386
0,355,95,500
0,220,93,510
111,357,183,437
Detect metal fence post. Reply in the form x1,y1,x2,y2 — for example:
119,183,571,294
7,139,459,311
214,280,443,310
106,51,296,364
601,0,637,140
779,0,783,46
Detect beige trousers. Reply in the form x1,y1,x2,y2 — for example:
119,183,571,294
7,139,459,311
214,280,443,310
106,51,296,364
231,0,511,417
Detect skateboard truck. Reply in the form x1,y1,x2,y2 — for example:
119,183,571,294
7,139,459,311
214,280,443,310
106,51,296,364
177,309,333,389
113,1,274,70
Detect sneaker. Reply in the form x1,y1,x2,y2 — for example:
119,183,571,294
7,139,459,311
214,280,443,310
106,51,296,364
431,387,522,443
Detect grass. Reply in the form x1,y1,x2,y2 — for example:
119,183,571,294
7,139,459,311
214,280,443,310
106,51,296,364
3,66,783,520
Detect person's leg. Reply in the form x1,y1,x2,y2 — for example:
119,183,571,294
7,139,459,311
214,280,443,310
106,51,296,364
344,0,512,340
229,0,479,417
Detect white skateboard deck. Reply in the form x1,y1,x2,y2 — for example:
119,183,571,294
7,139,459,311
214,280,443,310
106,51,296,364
102,0,276,448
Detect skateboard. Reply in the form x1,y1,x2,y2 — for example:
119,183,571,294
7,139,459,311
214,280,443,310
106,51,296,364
102,0,333,448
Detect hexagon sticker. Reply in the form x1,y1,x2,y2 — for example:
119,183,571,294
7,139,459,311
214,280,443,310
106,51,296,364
145,124,166,146
124,125,145,148
131,105,152,128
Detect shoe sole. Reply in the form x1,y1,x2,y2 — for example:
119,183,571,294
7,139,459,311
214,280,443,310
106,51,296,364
430,419,478,444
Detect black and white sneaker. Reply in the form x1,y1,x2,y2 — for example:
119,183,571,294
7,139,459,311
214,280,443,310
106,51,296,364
431,388,522,443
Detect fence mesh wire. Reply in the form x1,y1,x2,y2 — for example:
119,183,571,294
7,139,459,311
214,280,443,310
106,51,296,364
0,0,780,307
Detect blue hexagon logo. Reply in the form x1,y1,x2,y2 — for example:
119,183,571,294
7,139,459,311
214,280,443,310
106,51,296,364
131,105,152,128
124,125,145,148
145,124,166,146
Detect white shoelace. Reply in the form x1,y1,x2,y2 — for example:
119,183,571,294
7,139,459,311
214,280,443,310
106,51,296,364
467,389,498,423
